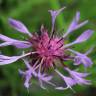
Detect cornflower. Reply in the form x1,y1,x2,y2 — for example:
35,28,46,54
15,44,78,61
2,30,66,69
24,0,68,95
0,7,93,90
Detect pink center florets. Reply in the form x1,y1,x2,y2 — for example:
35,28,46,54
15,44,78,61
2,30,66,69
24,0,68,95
29,30,64,68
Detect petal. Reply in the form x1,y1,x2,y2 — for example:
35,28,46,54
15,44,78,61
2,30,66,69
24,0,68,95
73,71,89,77
75,77,91,85
55,69,76,90
0,34,31,48
48,7,66,32
39,79,46,90
0,55,21,65
63,11,88,38
19,69,32,88
64,76,76,86
13,41,31,48
38,72,55,87
68,49,93,67
0,41,31,48
85,46,94,55
0,52,31,65
65,68,89,77
8,18,32,37
24,71,32,88
64,30,93,48
0,34,16,42
74,29,93,43
22,59,37,76
66,12,80,34
73,20,88,31
81,56,93,67
74,56,82,65
65,68,91,85
0,42,13,47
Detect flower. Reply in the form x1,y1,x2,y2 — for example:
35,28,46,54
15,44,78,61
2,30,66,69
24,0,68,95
0,7,93,90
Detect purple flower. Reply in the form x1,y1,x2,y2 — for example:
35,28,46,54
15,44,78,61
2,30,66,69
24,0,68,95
0,7,93,90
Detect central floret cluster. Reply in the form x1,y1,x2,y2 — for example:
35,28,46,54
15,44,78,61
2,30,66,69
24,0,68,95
0,7,94,91
29,28,64,68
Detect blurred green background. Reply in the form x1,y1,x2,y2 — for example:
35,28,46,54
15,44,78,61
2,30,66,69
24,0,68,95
0,0,96,96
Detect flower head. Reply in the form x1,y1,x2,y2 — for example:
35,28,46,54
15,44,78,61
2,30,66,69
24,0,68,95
0,7,93,91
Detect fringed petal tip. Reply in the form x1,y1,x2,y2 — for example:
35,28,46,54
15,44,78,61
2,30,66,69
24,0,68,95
76,11,80,22
63,11,88,38
38,72,55,89
65,68,91,85
68,48,93,67
48,6,66,13
75,56,93,68
48,7,66,32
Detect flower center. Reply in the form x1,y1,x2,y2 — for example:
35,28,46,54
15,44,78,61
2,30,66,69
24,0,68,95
30,32,64,58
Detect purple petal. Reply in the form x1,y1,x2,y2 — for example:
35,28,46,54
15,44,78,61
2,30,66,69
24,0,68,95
55,69,76,90
85,46,94,55
63,11,88,38
48,7,66,32
24,70,32,88
0,52,31,65
75,77,91,85
38,72,55,89
73,20,88,31
12,41,31,48
74,29,93,43
81,55,93,67
23,59,37,76
65,67,89,77
19,69,32,88
74,56,82,65
0,42,13,47
0,41,31,48
63,30,93,48
8,18,32,37
0,55,21,65
65,68,91,85
68,49,93,67
66,12,80,34
0,34,31,48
